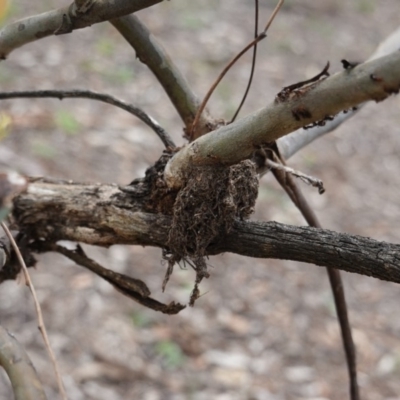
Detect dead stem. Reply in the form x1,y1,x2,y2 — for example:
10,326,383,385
1,223,68,400
190,0,285,139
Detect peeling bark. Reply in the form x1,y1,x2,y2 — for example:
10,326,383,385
11,180,400,285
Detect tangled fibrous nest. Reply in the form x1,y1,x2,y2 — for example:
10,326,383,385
164,160,259,305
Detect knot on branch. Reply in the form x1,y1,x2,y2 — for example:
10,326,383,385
164,160,259,305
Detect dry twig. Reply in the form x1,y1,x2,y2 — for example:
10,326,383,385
0,89,175,149
190,0,285,139
0,223,67,400
268,152,359,400
230,0,260,123
36,242,185,315
265,159,325,194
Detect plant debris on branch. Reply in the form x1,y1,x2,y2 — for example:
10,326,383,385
164,160,259,305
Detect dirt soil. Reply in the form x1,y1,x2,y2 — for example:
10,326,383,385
1,1,400,399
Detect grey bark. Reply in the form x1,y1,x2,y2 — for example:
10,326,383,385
12,180,400,285
0,0,162,59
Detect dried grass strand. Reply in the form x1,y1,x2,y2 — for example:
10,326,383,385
0,223,67,400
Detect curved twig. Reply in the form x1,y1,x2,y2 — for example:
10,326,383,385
165,49,400,189
36,242,185,315
1,223,67,400
230,0,259,123
0,90,175,148
190,0,284,139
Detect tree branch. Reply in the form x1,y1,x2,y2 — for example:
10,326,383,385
35,242,185,315
12,180,400,284
190,0,284,139
164,50,400,188
110,15,213,135
270,154,358,400
0,90,175,149
1,222,67,399
277,107,360,159
278,25,400,159
0,325,47,400
0,0,162,59
220,220,400,283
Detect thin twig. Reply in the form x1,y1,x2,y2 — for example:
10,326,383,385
265,159,325,194
268,152,359,400
165,49,400,188
0,90,175,149
0,223,68,400
190,0,284,139
189,35,265,139
230,0,259,122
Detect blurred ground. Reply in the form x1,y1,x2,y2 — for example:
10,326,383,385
1,1,400,399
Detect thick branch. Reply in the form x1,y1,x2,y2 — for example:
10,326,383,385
278,25,400,159
12,181,400,284
165,50,400,188
219,220,400,284
13,180,170,247
277,107,360,159
0,0,162,59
